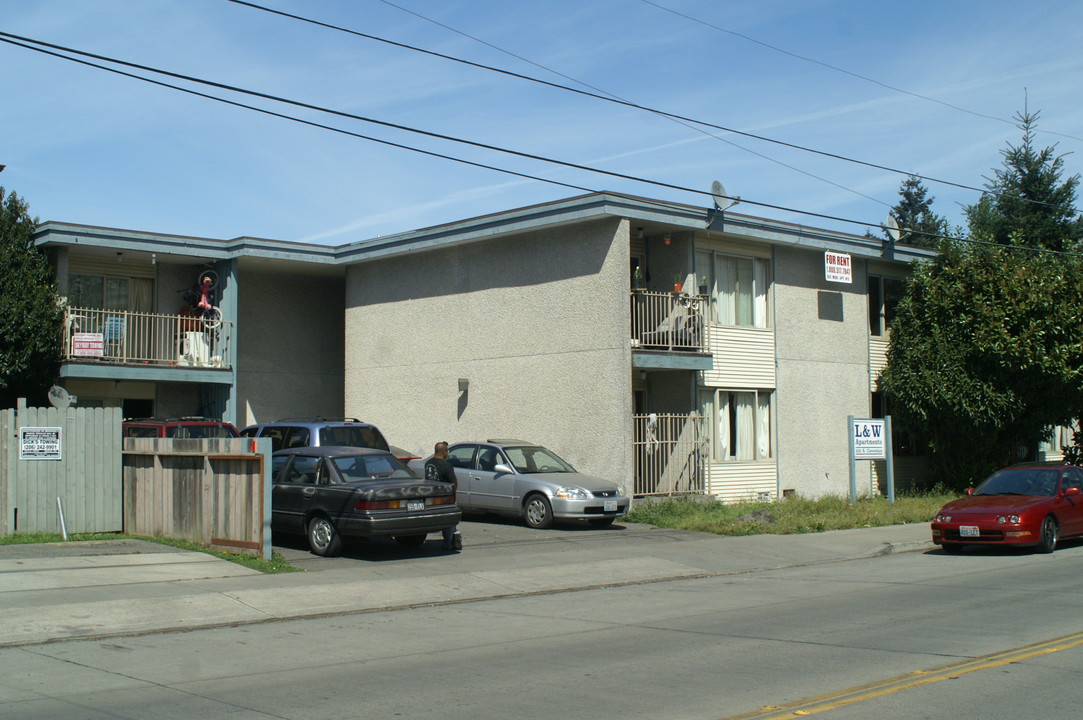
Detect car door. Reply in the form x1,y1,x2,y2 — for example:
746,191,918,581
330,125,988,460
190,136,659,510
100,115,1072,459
441,444,477,509
1059,467,1083,536
469,445,517,512
271,453,320,533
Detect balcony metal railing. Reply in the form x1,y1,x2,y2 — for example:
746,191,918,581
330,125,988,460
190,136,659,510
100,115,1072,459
630,290,707,352
633,413,708,496
63,306,232,369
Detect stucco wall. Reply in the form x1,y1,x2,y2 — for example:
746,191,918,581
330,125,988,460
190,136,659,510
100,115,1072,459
343,218,633,492
773,246,874,498
236,267,344,426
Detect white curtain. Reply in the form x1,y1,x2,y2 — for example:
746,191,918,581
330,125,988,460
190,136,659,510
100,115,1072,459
734,392,755,460
756,392,771,459
717,392,730,461
753,259,769,328
717,257,736,325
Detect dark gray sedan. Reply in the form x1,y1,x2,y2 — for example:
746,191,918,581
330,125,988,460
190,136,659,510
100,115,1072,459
272,446,461,556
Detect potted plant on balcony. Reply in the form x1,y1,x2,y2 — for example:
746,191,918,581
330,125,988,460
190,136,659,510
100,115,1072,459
698,275,709,295
673,273,684,293
632,265,644,290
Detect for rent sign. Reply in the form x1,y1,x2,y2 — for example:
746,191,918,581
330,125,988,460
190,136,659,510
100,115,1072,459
824,251,852,284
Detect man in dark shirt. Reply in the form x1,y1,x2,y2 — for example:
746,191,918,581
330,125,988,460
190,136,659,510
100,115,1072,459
426,441,463,551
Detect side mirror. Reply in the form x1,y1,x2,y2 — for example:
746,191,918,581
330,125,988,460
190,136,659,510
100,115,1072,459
493,463,514,475
964,488,974,495
1065,487,1081,497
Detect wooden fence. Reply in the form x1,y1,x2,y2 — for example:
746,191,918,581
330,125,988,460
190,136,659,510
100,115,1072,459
123,437,272,559
0,404,123,535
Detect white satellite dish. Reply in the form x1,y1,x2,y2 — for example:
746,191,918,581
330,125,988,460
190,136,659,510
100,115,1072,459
885,214,901,242
710,180,736,212
48,385,71,409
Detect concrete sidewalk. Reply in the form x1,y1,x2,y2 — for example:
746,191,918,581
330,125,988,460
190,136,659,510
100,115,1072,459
0,522,935,648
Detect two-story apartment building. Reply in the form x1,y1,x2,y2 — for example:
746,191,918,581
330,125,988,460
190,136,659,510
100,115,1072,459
35,191,934,500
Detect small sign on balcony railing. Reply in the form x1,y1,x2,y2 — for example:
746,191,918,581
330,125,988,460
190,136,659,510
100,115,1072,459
71,332,104,357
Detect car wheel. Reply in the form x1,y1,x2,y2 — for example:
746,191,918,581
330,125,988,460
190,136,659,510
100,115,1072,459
307,515,343,557
1036,516,1058,554
394,534,426,549
588,517,615,528
523,494,554,529
941,542,964,555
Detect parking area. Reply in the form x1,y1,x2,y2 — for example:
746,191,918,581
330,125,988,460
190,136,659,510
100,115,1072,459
272,514,655,571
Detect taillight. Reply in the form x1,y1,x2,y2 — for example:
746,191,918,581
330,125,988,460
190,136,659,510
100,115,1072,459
354,495,455,511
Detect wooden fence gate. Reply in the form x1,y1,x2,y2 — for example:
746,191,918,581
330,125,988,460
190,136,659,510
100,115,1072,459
0,404,123,535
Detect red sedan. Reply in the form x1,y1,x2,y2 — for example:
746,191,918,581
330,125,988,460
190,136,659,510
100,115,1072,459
931,462,1083,554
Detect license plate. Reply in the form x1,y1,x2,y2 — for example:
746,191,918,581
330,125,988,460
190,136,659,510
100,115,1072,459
407,501,424,512
603,500,618,512
960,525,980,537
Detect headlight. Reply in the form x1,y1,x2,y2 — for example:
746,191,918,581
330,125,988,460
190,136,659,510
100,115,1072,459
554,487,590,499
935,514,951,523
995,515,1022,524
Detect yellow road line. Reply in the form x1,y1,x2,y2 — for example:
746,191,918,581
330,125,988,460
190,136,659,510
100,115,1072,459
718,630,1083,720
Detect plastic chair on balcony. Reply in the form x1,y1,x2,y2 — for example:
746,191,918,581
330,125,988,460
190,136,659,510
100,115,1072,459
103,316,125,359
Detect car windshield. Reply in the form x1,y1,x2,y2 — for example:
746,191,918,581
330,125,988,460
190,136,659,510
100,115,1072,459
504,446,576,474
974,467,1059,497
319,426,390,452
332,454,418,481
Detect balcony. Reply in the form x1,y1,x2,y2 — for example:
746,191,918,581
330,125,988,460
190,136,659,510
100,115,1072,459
63,306,233,370
630,290,707,352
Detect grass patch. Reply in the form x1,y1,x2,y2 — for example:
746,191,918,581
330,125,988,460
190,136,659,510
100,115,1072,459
625,492,955,535
0,532,300,573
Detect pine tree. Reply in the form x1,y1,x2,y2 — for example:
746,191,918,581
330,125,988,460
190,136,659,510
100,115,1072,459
964,110,1083,252
880,175,953,249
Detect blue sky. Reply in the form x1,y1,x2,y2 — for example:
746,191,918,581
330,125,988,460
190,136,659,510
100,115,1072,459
3,0,1082,246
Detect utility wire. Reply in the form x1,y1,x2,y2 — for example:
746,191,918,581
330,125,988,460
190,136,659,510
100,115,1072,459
2,32,1075,257
638,0,1083,144
368,0,887,208
222,0,1054,210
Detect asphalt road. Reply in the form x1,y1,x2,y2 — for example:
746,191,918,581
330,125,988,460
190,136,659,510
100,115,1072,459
4,537,1083,719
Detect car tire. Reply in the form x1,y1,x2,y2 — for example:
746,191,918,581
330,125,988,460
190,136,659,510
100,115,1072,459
394,534,426,549
523,494,554,529
588,517,615,528
1036,516,1058,554
307,515,343,557
941,542,964,555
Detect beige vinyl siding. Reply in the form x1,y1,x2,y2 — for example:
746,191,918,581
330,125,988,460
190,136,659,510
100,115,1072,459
868,335,889,391
703,325,776,388
706,462,778,502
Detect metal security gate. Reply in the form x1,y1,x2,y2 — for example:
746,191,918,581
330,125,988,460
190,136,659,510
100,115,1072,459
0,404,123,535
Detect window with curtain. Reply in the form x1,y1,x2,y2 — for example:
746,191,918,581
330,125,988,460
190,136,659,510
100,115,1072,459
69,274,154,312
699,388,773,462
695,250,770,328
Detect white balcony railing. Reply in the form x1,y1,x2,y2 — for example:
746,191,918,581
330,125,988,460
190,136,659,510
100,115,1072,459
633,413,708,496
63,306,232,369
630,290,706,352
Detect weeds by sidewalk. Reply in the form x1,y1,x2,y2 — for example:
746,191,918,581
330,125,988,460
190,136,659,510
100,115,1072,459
626,493,952,535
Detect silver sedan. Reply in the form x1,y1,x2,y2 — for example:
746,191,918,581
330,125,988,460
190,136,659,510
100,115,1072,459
414,440,631,529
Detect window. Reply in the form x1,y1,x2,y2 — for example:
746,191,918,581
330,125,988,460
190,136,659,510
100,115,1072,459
448,445,476,469
868,275,905,336
68,274,154,312
695,251,770,327
699,388,772,461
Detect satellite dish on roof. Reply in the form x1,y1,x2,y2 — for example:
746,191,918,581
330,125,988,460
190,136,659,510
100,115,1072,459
710,180,737,212
885,214,901,242
48,385,71,409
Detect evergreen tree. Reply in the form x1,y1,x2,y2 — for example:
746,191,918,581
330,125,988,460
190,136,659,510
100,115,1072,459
0,187,63,407
964,110,1083,252
876,175,953,249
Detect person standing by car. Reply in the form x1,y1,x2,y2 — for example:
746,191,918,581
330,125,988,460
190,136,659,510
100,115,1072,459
426,441,463,552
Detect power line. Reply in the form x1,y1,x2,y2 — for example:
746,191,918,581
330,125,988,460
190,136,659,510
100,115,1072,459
637,0,1083,144
222,0,1050,209
2,32,1074,258
368,0,887,208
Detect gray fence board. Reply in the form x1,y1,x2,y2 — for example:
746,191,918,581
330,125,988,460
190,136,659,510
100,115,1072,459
0,405,123,534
